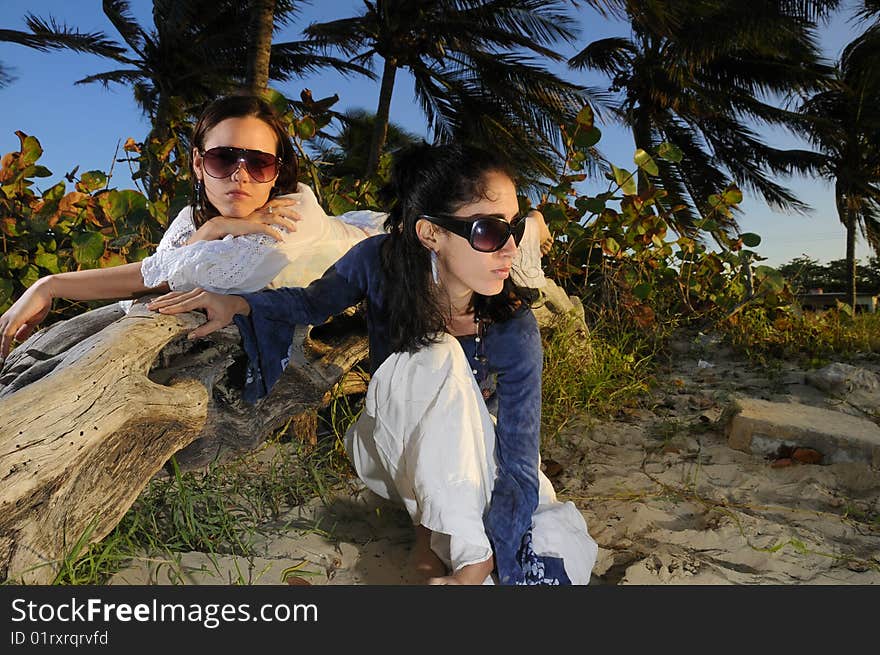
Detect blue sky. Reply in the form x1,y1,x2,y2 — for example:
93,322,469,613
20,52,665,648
0,0,873,267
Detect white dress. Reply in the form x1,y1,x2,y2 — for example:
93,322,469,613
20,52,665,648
345,333,598,584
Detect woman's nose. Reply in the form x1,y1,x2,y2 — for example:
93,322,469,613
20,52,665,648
499,234,517,256
230,159,250,181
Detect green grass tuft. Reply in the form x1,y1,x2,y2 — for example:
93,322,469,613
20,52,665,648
541,312,658,441
51,386,364,585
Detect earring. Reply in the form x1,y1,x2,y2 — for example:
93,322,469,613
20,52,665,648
430,250,440,286
194,180,204,212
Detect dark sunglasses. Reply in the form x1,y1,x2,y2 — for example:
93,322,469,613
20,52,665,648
199,146,281,183
420,212,527,253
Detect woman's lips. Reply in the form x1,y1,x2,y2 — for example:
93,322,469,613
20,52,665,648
491,267,511,278
226,189,251,199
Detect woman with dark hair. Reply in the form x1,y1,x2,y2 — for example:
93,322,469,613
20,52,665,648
0,94,384,360
147,142,598,585
145,94,386,295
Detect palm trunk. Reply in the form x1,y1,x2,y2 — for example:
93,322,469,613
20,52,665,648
836,181,857,310
145,93,174,202
631,115,652,196
246,0,275,94
365,58,397,179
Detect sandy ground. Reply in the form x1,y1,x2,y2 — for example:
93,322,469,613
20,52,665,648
110,333,880,586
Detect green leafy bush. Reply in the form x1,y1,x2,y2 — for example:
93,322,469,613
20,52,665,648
537,110,797,339
0,131,165,317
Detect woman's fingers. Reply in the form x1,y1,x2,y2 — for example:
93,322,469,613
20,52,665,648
0,318,33,361
15,323,36,342
261,224,286,241
278,213,300,232
148,288,197,303
146,289,237,339
150,297,203,315
264,205,302,233
0,285,53,360
427,576,461,585
146,288,202,311
265,200,302,225
0,323,16,361
187,317,227,340
266,197,300,212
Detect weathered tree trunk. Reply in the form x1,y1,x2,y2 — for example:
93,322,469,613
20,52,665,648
0,278,585,584
0,298,369,584
0,304,208,584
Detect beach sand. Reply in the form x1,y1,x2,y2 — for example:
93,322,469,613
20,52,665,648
110,333,880,586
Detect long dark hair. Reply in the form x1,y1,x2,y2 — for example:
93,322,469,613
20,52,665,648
190,94,299,227
380,142,531,354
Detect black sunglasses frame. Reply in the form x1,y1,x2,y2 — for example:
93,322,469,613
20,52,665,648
199,146,282,182
420,212,527,253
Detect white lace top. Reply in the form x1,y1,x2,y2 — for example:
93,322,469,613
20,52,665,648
139,183,386,294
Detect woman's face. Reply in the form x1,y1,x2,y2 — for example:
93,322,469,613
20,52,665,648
192,116,279,218
432,170,520,302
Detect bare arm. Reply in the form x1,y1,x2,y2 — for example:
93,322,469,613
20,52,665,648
0,262,168,361
528,209,553,255
43,262,166,301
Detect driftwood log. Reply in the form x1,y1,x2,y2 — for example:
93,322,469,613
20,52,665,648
0,281,585,584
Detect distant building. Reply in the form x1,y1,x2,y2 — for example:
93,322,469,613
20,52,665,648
797,290,878,313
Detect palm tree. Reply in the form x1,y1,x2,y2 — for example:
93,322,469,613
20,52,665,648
314,108,421,180
799,3,880,309
570,0,840,237
305,0,593,180
246,0,277,93
3,0,367,198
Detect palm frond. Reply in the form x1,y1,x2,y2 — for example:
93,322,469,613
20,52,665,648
303,17,376,55
451,0,579,54
74,69,146,88
0,62,14,88
270,41,376,79
20,14,129,60
856,0,880,20
101,0,145,54
569,37,636,74
856,194,880,251
841,22,880,85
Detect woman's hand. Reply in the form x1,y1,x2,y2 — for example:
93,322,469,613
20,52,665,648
187,197,303,244
427,556,494,585
147,288,251,339
528,209,554,255
0,278,54,362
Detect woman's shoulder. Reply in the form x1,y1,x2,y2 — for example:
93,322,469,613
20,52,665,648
272,185,337,244
336,233,389,266
158,204,196,249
